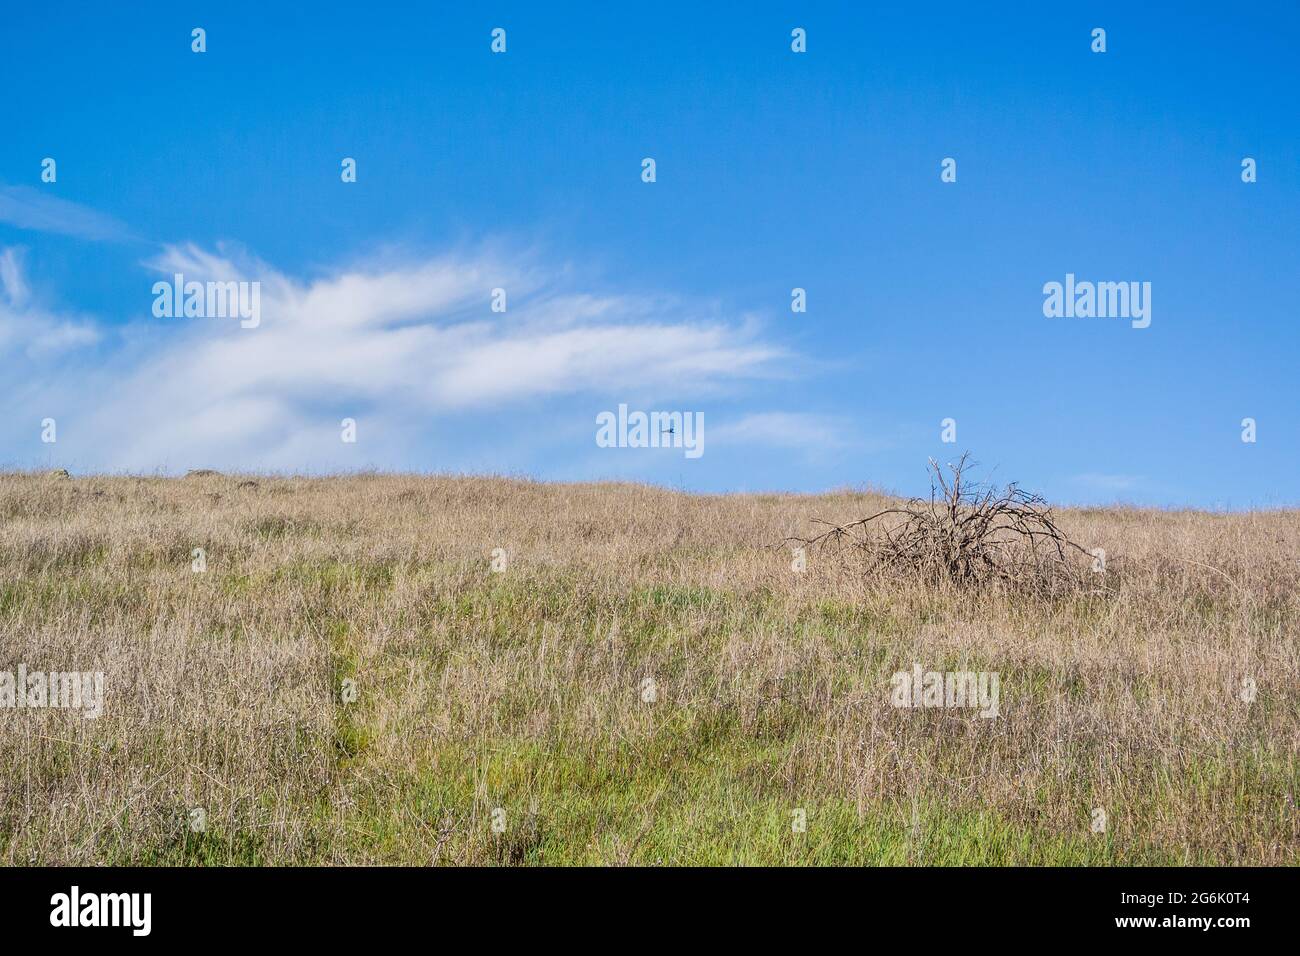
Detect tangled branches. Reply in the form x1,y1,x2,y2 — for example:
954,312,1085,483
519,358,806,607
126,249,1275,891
793,454,1099,596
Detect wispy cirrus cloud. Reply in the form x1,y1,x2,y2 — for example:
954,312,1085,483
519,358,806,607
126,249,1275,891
709,412,850,450
1,241,794,472
0,184,136,243
0,247,100,358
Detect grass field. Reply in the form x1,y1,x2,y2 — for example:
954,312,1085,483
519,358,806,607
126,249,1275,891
0,471,1295,865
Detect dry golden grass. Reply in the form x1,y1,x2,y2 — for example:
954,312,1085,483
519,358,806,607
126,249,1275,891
0,471,1295,865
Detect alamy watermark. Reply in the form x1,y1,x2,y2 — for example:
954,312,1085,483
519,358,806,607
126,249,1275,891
890,663,1000,718
50,886,150,936
0,664,104,719
596,404,703,459
152,274,261,328
1043,273,1150,329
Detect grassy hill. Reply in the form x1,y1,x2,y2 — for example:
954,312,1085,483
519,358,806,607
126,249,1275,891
0,472,1295,864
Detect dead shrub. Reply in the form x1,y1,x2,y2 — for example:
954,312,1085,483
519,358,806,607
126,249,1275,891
794,453,1100,596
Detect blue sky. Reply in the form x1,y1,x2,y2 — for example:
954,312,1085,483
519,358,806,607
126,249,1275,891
1,2,1296,507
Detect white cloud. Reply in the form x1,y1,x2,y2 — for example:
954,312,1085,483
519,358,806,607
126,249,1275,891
0,247,100,358
0,185,134,242
709,412,849,450
2,243,793,472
